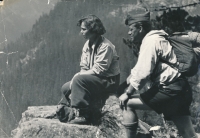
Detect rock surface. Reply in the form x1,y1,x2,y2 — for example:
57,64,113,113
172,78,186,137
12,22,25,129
13,95,200,138
11,95,156,138
11,96,123,138
12,118,101,138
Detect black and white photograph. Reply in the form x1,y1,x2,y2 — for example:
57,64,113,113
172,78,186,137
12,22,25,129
0,0,200,137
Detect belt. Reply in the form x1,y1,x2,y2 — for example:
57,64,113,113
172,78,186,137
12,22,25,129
159,77,187,90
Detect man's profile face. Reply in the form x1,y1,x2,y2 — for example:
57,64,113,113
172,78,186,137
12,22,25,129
128,23,141,44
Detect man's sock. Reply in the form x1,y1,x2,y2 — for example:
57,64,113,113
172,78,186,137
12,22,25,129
123,122,138,138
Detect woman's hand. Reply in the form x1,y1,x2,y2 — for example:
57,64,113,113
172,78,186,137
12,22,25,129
119,93,129,110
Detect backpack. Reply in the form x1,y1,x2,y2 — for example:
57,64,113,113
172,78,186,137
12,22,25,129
161,32,199,77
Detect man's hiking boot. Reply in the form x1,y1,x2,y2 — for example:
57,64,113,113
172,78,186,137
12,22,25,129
68,107,90,125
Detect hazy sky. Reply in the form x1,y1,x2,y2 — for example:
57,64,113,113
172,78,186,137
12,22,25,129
0,0,60,49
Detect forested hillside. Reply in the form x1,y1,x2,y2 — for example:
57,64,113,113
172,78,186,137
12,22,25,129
0,0,134,135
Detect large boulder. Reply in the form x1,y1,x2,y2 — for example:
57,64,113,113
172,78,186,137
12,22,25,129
11,95,175,138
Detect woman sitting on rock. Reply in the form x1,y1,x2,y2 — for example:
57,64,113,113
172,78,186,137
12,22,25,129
61,15,120,125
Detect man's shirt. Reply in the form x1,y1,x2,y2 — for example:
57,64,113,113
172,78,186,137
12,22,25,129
80,36,120,77
130,30,181,90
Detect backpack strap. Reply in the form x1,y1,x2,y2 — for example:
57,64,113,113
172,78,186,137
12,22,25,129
159,58,179,71
158,34,180,71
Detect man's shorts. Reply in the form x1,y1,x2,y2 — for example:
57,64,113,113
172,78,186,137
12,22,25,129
140,78,192,120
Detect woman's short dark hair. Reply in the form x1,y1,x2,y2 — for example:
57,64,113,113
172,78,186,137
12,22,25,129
77,15,106,35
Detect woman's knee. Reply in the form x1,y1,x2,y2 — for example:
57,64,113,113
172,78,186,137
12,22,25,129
73,74,90,82
61,81,71,96
72,74,94,87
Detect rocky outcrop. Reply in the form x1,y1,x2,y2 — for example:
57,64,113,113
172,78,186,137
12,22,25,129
12,118,101,138
11,96,123,138
14,95,200,138
12,95,200,138
11,95,156,138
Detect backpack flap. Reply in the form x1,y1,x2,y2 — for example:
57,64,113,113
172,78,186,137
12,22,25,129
164,33,199,77
190,32,200,57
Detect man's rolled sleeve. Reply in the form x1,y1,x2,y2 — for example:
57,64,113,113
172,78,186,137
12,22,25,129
92,44,113,75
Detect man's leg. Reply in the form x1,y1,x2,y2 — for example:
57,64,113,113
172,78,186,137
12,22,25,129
122,97,151,138
122,107,138,138
171,116,197,138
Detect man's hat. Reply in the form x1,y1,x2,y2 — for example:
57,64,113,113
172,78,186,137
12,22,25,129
125,11,150,26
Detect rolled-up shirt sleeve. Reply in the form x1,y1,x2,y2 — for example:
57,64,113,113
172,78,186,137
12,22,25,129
92,44,113,75
130,39,158,90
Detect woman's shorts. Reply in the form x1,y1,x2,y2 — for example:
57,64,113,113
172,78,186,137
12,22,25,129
140,78,192,120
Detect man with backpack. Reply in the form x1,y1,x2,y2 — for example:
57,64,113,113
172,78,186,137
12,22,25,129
118,11,198,138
